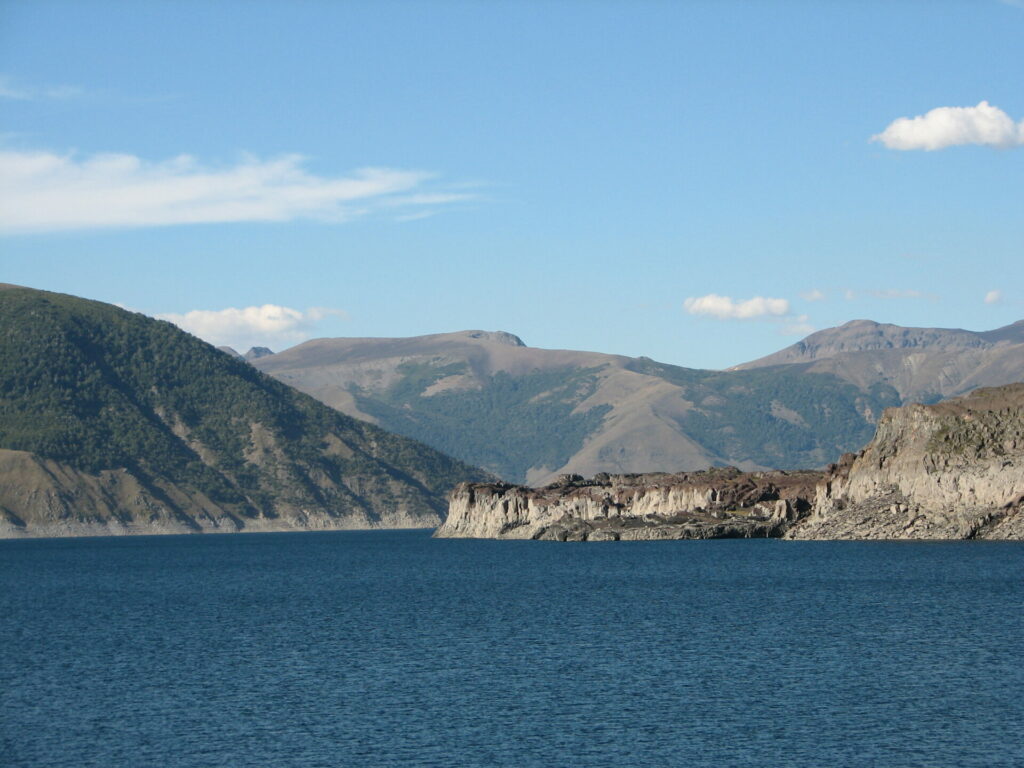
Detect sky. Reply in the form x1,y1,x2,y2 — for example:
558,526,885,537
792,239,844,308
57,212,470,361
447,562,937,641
1,0,1023,369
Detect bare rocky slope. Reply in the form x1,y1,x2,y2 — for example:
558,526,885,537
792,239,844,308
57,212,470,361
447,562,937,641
436,383,1024,541
253,320,1023,485
0,286,489,538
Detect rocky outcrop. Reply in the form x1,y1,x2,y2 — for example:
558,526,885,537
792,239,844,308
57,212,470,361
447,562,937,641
792,383,1024,540
436,467,819,541
437,383,1024,541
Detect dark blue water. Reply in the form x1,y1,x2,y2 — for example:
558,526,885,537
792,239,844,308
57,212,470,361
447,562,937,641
1,532,1022,767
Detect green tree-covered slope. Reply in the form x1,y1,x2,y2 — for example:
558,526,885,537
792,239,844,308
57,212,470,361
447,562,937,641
0,286,489,534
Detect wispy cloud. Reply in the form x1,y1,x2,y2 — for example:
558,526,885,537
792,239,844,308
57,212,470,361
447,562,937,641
0,74,85,101
800,289,825,302
157,304,349,351
872,101,1024,150
0,149,477,233
984,289,1003,305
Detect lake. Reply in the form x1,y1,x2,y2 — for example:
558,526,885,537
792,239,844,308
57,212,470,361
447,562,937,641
2,530,1022,767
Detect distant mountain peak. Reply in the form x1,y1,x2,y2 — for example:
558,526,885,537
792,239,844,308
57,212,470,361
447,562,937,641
244,346,275,360
728,317,1024,403
461,330,526,347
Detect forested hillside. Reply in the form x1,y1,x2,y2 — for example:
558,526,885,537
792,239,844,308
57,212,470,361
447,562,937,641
0,286,489,536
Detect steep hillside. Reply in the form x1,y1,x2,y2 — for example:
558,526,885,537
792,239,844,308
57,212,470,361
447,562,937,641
254,330,902,483
732,319,1024,403
0,286,489,537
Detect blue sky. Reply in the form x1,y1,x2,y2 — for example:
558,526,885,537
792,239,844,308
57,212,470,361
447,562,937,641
2,0,1023,368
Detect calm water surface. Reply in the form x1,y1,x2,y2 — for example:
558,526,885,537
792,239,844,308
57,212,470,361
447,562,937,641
1,531,1022,767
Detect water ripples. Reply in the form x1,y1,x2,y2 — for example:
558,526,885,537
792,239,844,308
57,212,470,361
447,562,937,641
2,533,1022,767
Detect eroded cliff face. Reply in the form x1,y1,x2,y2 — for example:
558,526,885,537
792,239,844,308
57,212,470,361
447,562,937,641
793,384,1024,540
436,384,1024,541
437,468,818,541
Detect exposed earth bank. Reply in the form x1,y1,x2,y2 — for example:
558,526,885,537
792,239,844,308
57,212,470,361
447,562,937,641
436,383,1024,541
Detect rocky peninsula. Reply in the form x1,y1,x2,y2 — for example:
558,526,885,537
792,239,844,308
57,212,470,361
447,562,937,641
436,383,1024,541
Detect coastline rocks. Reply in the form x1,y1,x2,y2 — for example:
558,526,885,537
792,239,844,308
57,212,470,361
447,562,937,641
436,467,818,540
437,383,1024,541
791,384,1024,540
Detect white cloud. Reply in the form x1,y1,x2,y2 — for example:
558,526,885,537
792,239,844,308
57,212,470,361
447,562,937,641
157,304,348,351
872,101,1024,150
684,294,791,320
801,289,825,302
984,289,1003,305
684,294,815,336
0,149,475,233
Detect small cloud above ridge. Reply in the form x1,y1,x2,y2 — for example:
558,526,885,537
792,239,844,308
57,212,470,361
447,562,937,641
684,294,790,320
684,293,815,336
984,290,1003,305
157,304,349,351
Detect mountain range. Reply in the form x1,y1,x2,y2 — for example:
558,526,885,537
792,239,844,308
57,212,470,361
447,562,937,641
3,282,1019,538
252,320,1024,484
